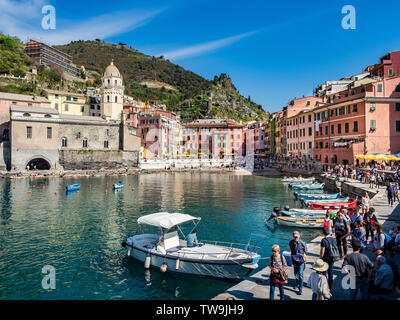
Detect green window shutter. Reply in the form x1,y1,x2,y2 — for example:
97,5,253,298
354,121,358,132
370,120,376,131
370,102,376,111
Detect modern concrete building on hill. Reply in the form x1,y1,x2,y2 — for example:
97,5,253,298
24,39,81,77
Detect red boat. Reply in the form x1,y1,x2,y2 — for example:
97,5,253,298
309,199,357,210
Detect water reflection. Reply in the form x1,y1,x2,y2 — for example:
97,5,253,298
0,173,318,300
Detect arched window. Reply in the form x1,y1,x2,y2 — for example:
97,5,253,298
115,96,118,103
107,79,110,85
104,140,109,148
396,84,400,92
83,138,88,148
107,95,110,102
115,79,117,85
62,137,67,147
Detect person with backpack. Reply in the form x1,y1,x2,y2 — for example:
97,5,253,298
333,210,351,259
269,244,288,300
307,259,332,300
323,211,333,234
343,220,366,252
350,206,363,231
364,207,378,243
320,227,339,289
342,238,375,300
289,231,307,295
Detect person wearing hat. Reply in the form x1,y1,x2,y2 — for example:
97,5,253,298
307,259,332,300
289,230,308,295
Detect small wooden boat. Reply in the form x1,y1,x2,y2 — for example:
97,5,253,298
288,208,327,214
66,184,80,191
113,182,124,189
281,177,315,183
303,197,348,205
309,199,357,210
296,193,340,200
276,216,324,228
292,183,324,190
281,210,326,218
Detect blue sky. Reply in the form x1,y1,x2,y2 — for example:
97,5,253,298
2,0,400,112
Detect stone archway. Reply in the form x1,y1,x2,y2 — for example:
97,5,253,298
26,157,51,170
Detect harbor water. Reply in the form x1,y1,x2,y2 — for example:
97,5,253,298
0,172,318,299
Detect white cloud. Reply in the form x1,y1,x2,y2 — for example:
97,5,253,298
158,30,258,61
0,0,164,44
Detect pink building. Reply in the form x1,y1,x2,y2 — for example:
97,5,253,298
283,97,321,159
183,119,245,159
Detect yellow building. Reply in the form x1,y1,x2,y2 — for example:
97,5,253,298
44,89,89,116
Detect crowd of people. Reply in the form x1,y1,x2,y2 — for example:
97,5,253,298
269,205,400,300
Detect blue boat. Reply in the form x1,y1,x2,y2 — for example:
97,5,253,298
66,184,80,191
297,193,340,200
302,197,348,205
113,182,124,189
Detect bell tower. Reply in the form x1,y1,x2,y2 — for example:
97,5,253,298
101,59,124,120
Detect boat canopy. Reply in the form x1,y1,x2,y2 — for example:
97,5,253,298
137,212,201,230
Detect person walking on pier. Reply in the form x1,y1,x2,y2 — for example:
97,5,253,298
386,183,394,207
334,210,351,259
361,192,370,216
307,259,332,300
269,245,288,300
320,227,338,289
394,182,400,203
364,208,378,243
289,231,307,295
342,238,374,300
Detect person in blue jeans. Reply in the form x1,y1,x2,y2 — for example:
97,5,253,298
342,238,374,300
269,244,287,300
289,231,307,295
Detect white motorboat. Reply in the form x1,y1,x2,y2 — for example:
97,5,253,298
281,176,315,183
122,212,264,280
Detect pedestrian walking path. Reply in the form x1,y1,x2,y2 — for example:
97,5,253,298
213,176,400,300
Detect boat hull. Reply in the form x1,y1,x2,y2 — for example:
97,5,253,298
309,200,357,210
281,210,326,218
297,193,339,200
276,217,324,228
126,245,255,280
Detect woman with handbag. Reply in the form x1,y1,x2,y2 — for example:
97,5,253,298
269,244,288,300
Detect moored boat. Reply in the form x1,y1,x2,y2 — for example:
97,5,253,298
275,216,324,228
113,182,124,189
281,176,315,183
309,199,357,210
281,210,326,218
302,197,348,205
292,183,324,190
66,184,80,191
296,193,340,200
122,212,264,280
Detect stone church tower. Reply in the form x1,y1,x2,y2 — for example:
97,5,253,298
101,60,124,120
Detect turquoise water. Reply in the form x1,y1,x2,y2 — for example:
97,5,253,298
0,173,318,300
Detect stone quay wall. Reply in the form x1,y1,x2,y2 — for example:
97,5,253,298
59,150,139,170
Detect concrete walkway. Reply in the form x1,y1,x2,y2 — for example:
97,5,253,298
213,176,400,300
